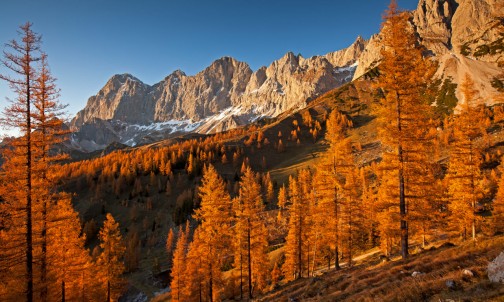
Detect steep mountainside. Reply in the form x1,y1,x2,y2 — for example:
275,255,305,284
354,0,503,105
69,0,503,152
69,38,366,151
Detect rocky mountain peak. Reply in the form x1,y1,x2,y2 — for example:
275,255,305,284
167,69,186,78
413,0,458,54
70,37,366,151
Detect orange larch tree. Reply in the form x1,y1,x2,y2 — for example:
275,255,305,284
193,164,233,301
233,167,269,299
0,22,41,302
374,0,436,259
170,226,187,302
96,213,126,302
446,75,487,241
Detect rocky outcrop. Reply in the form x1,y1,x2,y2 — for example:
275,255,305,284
353,34,383,80
70,0,503,152
413,0,458,55
72,74,153,128
354,0,503,105
70,37,366,151
488,251,504,283
451,0,504,63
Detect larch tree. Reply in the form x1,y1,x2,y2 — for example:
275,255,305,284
31,52,69,301
446,75,487,241
233,167,269,299
0,22,41,302
193,164,233,302
184,227,205,301
282,170,312,280
341,167,363,267
170,226,187,302
47,196,96,301
374,0,436,259
314,110,353,270
97,213,125,302
166,228,176,267
493,167,504,234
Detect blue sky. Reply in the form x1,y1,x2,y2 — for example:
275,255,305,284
0,0,419,119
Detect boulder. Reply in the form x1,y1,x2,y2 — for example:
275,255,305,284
412,271,424,277
462,269,474,277
445,279,457,289
488,252,504,283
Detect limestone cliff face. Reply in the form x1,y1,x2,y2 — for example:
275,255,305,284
413,0,458,55
238,38,364,117
72,74,153,128
451,0,504,63
151,57,253,122
353,0,503,105
71,0,503,152
72,58,252,128
70,38,366,150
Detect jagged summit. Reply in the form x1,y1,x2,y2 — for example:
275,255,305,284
70,40,366,151
69,0,503,152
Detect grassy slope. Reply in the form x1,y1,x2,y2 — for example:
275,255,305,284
257,236,504,302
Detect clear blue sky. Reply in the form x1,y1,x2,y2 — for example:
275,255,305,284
0,0,419,119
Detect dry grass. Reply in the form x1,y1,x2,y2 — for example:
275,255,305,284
257,236,504,302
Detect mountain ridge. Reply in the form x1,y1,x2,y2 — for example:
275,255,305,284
69,0,503,152
69,37,367,151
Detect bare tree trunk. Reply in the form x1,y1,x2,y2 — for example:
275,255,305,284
61,280,65,302
26,68,34,302
248,224,252,300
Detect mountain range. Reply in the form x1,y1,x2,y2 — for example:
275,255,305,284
69,0,503,152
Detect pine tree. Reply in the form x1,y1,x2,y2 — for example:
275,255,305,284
97,213,125,302
375,0,436,258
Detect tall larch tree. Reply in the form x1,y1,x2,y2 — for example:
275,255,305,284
314,110,353,270
193,164,233,302
493,166,504,234
282,170,312,280
184,227,205,301
97,213,126,302
375,0,436,259
47,196,96,301
166,228,176,267
31,52,69,301
341,167,363,267
170,226,187,302
233,167,269,299
0,22,41,302
446,75,487,240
